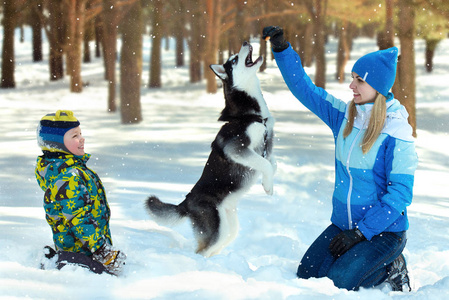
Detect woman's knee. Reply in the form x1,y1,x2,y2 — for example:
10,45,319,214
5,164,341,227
297,252,335,279
297,224,341,279
297,261,312,279
327,266,360,290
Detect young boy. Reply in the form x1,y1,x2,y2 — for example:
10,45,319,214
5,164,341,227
35,110,126,276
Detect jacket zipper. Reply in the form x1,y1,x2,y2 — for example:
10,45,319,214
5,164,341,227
346,127,364,230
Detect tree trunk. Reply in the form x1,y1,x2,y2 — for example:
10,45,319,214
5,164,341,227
102,0,119,112
66,0,86,93
31,0,44,62
377,0,395,49
186,0,203,83
1,0,16,88
312,0,326,88
175,33,184,67
165,37,170,51
425,39,440,73
20,26,25,43
395,0,416,137
259,2,268,72
84,35,92,63
48,0,65,81
174,1,185,67
120,0,143,124
83,0,94,63
302,23,314,67
336,21,351,83
149,0,163,88
94,16,102,58
259,34,267,72
338,22,354,82
237,0,249,43
218,38,226,64
204,0,222,93
228,0,248,53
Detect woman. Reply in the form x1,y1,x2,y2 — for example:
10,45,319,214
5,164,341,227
263,26,418,291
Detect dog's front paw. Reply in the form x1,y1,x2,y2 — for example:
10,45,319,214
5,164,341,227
262,176,274,195
271,158,277,173
264,186,273,195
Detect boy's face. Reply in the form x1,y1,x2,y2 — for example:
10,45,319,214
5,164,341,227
63,126,85,156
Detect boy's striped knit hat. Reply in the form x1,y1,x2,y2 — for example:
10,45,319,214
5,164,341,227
352,46,398,97
37,110,80,154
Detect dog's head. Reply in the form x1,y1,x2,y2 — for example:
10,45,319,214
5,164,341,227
210,42,268,119
210,42,263,92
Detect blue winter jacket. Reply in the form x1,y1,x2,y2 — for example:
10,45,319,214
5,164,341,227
273,45,418,240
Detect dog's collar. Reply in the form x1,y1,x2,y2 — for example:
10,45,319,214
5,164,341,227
220,114,268,124
261,117,269,125
252,115,269,125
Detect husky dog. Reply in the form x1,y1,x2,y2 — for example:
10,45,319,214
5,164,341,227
145,42,275,257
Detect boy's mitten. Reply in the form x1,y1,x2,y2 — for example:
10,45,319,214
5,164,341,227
262,26,289,52
92,243,126,276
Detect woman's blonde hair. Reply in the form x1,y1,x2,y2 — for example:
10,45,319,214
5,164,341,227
343,93,387,154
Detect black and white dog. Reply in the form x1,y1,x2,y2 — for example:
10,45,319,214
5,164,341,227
145,42,275,257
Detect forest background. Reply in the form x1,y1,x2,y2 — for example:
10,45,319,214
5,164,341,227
1,0,449,298
1,0,449,136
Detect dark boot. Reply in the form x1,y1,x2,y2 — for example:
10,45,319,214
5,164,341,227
56,250,110,275
387,253,411,292
40,246,58,270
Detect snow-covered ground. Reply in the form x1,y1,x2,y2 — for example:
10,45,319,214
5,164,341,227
0,27,448,299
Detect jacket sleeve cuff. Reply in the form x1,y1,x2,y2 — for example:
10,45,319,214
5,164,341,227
356,223,374,241
272,42,293,58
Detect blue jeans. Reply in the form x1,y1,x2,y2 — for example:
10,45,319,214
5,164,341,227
297,224,407,290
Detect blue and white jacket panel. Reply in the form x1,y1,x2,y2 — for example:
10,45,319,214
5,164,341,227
273,44,418,240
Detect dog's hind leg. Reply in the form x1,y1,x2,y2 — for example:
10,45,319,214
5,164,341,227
190,203,220,257
221,198,239,249
226,207,239,246
200,201,239,257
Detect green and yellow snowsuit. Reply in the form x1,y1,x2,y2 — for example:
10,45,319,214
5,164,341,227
35,153,112,255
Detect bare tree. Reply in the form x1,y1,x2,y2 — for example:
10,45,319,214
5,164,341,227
185,0,205,83
46,0,65,81
297,22,314,68
377,0,395,49
149,0,163,88
102,0,120,112
94,15,103,58
173,1,186,67
65,0,87,93
304,0,328,88
335,21,354,83
1,0,19,88
83,0,97,63
415,0,449,73
31,0,44,62
204,0,222,93
394,0,416,137
424,40,440,73
120,0,143,124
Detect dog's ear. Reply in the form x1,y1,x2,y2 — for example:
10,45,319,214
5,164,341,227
210,64,227,80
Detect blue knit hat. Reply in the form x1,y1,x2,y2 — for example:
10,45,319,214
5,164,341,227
352,47,398,97
37,110,80,154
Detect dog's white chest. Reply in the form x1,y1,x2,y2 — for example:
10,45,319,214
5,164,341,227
246,119,271,148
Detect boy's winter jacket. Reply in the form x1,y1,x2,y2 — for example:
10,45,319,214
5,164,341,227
273,45,418,240
35,153,112,255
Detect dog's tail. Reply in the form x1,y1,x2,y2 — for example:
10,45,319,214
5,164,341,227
145,195,188,226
